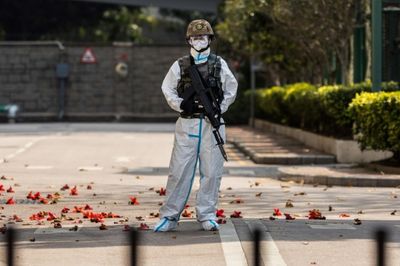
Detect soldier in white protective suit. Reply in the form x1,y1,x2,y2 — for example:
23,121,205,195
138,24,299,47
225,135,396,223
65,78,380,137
154,19,238,232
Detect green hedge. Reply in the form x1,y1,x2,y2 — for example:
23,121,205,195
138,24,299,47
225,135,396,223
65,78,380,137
224,81,400,156
349,92,400,158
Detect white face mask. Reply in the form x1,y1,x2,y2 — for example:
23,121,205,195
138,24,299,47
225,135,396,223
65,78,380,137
189,35,209,51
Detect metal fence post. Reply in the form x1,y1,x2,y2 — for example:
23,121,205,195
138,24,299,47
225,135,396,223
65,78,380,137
253,228,261,266
376,229,387,266
7,227,15,266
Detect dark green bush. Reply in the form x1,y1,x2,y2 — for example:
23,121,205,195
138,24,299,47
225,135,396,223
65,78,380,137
349,92,400,159
258,86,287,124
282,83,319,129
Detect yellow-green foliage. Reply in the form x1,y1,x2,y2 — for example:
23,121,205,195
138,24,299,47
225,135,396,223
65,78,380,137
349,92,400,154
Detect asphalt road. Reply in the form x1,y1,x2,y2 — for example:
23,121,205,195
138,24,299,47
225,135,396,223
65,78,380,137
0,123,399,266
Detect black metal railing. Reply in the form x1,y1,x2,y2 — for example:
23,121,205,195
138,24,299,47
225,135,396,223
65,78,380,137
3,226,389,266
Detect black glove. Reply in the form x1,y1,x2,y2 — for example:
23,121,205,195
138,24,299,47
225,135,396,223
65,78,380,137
180,97,194,114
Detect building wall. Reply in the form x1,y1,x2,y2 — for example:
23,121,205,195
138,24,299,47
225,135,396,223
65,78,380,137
0,44,188,121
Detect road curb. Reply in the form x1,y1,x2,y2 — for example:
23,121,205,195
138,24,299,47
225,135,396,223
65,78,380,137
277,174,400,187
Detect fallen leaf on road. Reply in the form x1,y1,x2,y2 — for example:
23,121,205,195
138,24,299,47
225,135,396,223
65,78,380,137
269,216,276,220
284,213,295,220
226,187,232,190
255,192,262,197
123,225,131,231
69,225,79,231
230,199,244,204
54,222,62,228
339,213,350,218
60,184,70,191
87,185,93,190
84,204,93,210
230,211,242,218
357,210,364,214
391,210,397,215
6,186,14,193
156,188,166,196
135,216,144,221
139,223,150,230
29,237,36,242
294,192,306,196
217,218,226,224
285,200,294,208
99,224,107,230
328,205,333,211
158,202,163,206
0,225,7,234
273,208,282,216
12,215,23,222
1,176,7,180
353,218,362,225
149,212,160,218
61,208,70,213
308,209,326,220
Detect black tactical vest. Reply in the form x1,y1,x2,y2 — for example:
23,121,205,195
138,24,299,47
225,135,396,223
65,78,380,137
177,53,224,113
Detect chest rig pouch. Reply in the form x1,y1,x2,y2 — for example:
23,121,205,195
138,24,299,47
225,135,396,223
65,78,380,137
177,53,223,114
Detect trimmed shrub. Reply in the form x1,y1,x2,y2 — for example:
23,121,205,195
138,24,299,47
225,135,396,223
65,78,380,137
282,83,319,129
349,91,400,158
258,86,287,124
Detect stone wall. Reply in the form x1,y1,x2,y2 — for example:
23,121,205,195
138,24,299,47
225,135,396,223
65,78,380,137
0,43,188,121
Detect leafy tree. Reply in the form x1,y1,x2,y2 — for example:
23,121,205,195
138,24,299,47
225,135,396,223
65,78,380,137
0,0,154,43
217,0,365,86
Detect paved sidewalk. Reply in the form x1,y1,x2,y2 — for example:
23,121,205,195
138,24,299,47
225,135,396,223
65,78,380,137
226,126,400,187
227,127,336,164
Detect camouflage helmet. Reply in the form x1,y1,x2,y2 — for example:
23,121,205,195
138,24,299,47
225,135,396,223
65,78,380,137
186,19,214,39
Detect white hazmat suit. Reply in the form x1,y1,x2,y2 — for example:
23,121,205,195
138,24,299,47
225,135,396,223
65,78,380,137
155,51,238,232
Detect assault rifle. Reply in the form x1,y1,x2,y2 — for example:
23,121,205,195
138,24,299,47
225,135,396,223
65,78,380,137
187,65,228,161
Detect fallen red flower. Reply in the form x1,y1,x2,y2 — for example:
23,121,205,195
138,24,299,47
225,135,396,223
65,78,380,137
216,209,226,218
6,197,15,205
29,211,46,221
339,213,350,218
38,197,49,204
46,194,54,199
273,208,282,216
6,186,14,193
70,186,78,196
61,207,70,213
61,184,70,191
156,187,166,196
31,192,41,200
230,211,243,218
47,212,57,221
308,209,326,220
26,191,34,200
0,184,4,192
129,196,140,205
139,223,150,230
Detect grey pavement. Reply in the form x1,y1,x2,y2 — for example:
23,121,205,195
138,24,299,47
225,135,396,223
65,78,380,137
0,123,399,266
